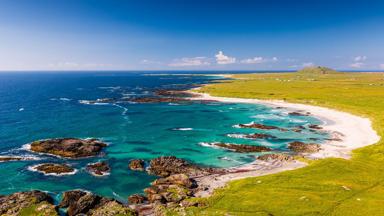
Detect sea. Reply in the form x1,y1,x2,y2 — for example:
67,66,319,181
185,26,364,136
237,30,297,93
0,71,328,202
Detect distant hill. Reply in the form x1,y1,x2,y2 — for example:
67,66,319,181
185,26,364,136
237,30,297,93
297,66,340,74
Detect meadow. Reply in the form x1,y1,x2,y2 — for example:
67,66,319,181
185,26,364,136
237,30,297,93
187,69,384,215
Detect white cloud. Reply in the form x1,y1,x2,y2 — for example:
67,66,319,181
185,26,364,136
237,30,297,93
168,57,210,67
354,56,367,62
350,62,364,68
379,64,384,70
215,51,236,65
302,62,315,67
141,59,162,65
240,56,278,64
46,62,113,69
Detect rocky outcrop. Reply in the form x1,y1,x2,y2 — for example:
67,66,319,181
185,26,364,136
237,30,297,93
245,133,276,139
131,97,189,103
288,141,321,153
144,174,195,205
129,159,145,171
214,143,271,153
155,90,195,98
59,190,135,216
0,190,57,216
29,138,107,158
288,111,310,116
86,161,110,176
237,123,286,131
128,194,147,204
31,163,75,175
147,156,214,177
257,153,294,162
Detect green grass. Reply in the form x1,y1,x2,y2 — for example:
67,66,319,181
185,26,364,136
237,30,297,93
188,71,384,215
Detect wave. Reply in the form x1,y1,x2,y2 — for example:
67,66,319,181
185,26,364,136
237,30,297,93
217,156,242,163
198,142,220,149
18,108,24,111
172,127,193,131
59,98,71,101
0,154,41,162
78,100,110,105
227,133,247,139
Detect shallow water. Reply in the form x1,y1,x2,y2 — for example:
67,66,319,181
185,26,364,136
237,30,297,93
0,72,328,201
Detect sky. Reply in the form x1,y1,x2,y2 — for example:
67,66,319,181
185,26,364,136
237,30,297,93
0,0,383,71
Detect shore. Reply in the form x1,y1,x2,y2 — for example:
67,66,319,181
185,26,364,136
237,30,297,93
189,91,380,197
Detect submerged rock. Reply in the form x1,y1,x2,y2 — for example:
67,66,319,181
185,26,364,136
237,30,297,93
86,161,110,176
214,143,271,153
237,123,286,131
29,138,107,158
31,163,75,175
155,90,195,98
59,190,135,216
129,159,145,171
257,153,294,162
148,156,213,177
288,111,310,116
245,133,276,139
0,190,57,216
288,141,321,153
308,124,323,130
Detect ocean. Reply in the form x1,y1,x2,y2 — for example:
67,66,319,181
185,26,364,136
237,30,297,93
0,72,327,201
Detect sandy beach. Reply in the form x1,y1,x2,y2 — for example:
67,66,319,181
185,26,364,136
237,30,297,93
189,91,381,197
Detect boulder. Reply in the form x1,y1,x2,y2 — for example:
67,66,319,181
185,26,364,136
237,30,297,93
237,123,282,130
147,156,210,177
0,190,57,216
152,174,196,188
288,141,321,153
288,111,310,116
86,161,110,176
129,159,145,171
308,124,323,130
214,143,271,153
245,133,276,139
29,138,107,158
128,194,147,204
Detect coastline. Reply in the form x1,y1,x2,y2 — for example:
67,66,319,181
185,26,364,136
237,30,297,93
188,90,381,197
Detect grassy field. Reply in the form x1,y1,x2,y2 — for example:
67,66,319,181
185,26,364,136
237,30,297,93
187,70,384,215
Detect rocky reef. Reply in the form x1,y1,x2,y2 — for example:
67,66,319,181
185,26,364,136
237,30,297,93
154,90,195,98
29,138,107,158
245,133,277,139
214,143,271,153
257,153,294,162
237,122,287,131
30,163,75,175
288,141,321,153
0,190,58,216
86,161,110,176
130,97,189,103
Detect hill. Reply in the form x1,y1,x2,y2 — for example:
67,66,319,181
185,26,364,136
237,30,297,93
297,66,340,74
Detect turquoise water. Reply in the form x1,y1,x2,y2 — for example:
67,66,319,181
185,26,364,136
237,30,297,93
0,72,327,201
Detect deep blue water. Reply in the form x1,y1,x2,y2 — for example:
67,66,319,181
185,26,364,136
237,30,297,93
0,72,327,201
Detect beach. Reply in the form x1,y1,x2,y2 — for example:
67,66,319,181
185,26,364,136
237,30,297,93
189,91,381,197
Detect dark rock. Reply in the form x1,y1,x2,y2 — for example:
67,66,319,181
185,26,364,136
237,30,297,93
257,153,294,162
59,190,135,216
152,174,196,189
29,138,107,158
214,143,271,153
288,141,321,153
129,159,145,171
128,194,147,204
32,163,75,175
308,124,323,130
289,111,310,116
0,156,23,162
147,156,211,177
86,161,110,176
155,90,195,98
245,133,276,139
237,123,282,130
130,97,189,103
0,190,57,215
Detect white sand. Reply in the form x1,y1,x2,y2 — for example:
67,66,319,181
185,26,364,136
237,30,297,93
189,91,381,197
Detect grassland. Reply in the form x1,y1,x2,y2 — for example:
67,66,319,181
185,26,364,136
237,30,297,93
188,70,384,215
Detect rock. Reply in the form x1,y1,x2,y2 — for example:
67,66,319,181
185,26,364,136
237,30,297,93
257,153,294,162
86,161,110,176
214,143,271,153
288,111,310,116
155,90,194,98
152,174,196,188
148,156,211,177
245,133,276,139
288,141,321,153
0,156,23,162
0,190,57,216
129,159,145,171
237,123,282,130
59,190,135,216
128,194,147,204
29,138,107,158
31,163,75,175
308,124,323,130
131,97,189,103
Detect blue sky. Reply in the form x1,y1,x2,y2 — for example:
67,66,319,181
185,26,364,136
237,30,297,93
0,0,383,71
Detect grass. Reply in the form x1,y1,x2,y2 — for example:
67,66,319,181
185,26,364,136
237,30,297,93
187,71,384,215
